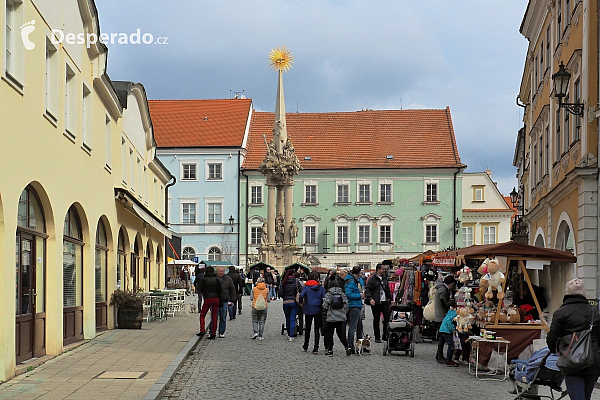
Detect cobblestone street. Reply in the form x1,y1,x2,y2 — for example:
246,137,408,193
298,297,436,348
162,298,599,400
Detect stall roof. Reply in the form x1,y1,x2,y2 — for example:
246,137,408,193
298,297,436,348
409,250,435,262
248,261,273,271
168,260,198,266
200,260,234,267
436,241,576,263
285,262,311,273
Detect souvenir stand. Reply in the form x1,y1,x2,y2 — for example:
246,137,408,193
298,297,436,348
439,241,577,366
166,259,198,288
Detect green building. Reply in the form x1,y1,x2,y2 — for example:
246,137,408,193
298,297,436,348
240,108,466,269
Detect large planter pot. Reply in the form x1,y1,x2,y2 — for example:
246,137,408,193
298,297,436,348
117,306,143,329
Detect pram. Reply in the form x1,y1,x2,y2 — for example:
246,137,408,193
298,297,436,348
383,304,415,357
509,347,567,400
281,307,304,336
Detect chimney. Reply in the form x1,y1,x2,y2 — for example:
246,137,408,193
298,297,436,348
484,168,492,179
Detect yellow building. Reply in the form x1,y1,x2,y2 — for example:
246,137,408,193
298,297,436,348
0,0,172,381
517,0,598,306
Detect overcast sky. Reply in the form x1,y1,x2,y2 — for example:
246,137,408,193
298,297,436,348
96,0,529,195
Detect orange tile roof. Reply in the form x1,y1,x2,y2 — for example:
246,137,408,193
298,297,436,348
148,99,252,148
243,107,464,170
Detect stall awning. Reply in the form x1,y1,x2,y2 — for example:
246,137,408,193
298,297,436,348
433,241,576,263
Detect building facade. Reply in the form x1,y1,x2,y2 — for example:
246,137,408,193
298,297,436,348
241,108,465,268
0,0,171,380
151,99,253,266
517,0,599,303
461,171,513,247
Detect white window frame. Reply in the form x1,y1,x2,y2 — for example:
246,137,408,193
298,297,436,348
181,201,198,224
104,114,112,170
337,225,349,245
180,160,199,181
336,181,350,204
304,181,318,205
129,148,135,192
121,138,127,186
205,197,224,224
334,216,350,246
378,215,394,244
357,181,371,203
424,180,439,203
474,187,484,202
205,159,224,181
483,225,497,245
248,216,264,246
356,216,371,244
304,225,316,245
250,226,262,245
422,213,441,246
45,37,58,122
182,245,197,261
250,184,263,205
378,180,393,203
462,226,474,247
300,215,320,247
207,246,222,261
4,0,24,90
425,225,437,244
64,63,77,139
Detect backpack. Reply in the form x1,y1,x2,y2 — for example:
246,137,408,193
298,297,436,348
254,293,267,311
331,293,344,309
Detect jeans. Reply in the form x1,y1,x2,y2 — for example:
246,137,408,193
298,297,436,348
370,301,390,341
251,307,268,337
228,302,236,319
283,302,298,338
347,307,364,350
324,321,348,351
304,313,322,351
442,333,454,361
268,285,275,299
199,297,219,335
564,374,599,400
218,302,229,335
237,294,243,313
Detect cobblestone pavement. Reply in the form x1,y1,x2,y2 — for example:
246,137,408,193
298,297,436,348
163,297,600,400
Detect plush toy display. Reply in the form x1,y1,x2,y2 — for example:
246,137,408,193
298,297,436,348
458,267,473,283
497,309,508,323
463,287,473,306
519,304,535,321
478,258,491,293
483,258,505,300
454,307,475,333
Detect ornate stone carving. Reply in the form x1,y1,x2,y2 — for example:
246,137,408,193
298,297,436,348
562,155,570,171
275,212,285,245
553,163,561,180
261,221,268,245
578,153,598,168
571,142,580,164
563,25,572,46
572,1,582,26
554,43,562,61
289,218,298,245
258,137,302,185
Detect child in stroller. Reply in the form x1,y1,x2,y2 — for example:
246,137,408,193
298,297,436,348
509,347,567,400
383,304,415,357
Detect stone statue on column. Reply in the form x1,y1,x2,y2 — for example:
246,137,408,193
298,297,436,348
275,212,285,245
290,218,298,245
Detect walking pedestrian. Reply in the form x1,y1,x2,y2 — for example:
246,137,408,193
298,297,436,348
434,275,456,363
197,266,221,339
227,266,244,318
280,268,301,342
194,267,205,312
299,272,325,354
238,269,247,314
190,270,196,296
274,270,281,299
250,277,269,340
439,307,458,367
547,279,600,400
265,267,275,300
322,279,349,356
216,266,236,338
364,263,392,343
180,266,190,295
345,266,365,355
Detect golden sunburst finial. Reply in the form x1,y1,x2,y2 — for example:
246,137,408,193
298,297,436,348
269,46,293,72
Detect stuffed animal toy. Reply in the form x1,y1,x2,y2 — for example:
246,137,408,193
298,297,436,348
483,258,505,300
454,307,475,333
478,258,491,293
498,309,508,323
463,287,473,306
506,305,522,323
519,304,535,321
458,267,473,283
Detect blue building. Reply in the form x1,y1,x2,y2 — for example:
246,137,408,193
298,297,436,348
149,99,252,264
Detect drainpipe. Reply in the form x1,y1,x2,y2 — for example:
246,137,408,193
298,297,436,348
237,150,241,266
453,168,460,249
241,169,249,270
165,173,176,287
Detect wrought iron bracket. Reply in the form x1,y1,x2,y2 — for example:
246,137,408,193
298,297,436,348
560,102,584,117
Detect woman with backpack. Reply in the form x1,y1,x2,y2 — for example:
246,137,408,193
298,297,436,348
280,268,301,342
322,279,349,356
250,277,269,340
299,272,325,354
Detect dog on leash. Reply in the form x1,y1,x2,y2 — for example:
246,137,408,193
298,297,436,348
356,334,372,355
190,303,198,313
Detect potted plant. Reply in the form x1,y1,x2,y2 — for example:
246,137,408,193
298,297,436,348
110,289,144,329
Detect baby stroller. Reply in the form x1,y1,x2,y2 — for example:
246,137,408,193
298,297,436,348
281,312,304,336
509,347,567,400
383,304,415,357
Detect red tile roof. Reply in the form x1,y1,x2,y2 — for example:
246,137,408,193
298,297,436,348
243,107,464,170
148,99,252,148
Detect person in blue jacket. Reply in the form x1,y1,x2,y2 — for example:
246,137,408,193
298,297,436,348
299,272,325,354
439,307,458,367
345,266,365,355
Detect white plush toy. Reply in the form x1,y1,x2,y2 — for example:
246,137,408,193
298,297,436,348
458,266,473,283
454,307,475,333
463,287,473,306
483,258,506,300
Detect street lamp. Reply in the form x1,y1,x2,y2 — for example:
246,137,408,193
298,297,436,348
229,215,235,232
552,62,584,117
509,186,528,236
454,217,461,235
509,187,519,208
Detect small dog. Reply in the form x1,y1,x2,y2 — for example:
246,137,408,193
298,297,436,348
190,303,198,313
356,334,372,355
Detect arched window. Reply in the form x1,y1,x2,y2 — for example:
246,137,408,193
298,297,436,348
208,246,221,261
117,229,126,290
182,246,196,260
63,206,83,308
95,221,108,303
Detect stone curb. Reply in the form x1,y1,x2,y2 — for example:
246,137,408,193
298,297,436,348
142,334,202,400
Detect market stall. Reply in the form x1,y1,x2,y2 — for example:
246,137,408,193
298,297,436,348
433,241,576,365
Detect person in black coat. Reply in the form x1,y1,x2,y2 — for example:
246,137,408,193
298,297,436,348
198,266,221,339
227,266,244,318
546,279,600,400
364,264,392,343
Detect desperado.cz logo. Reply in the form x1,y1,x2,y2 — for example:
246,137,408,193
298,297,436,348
20,20,168,50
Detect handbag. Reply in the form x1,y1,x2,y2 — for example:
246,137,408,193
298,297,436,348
555,309,596,375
